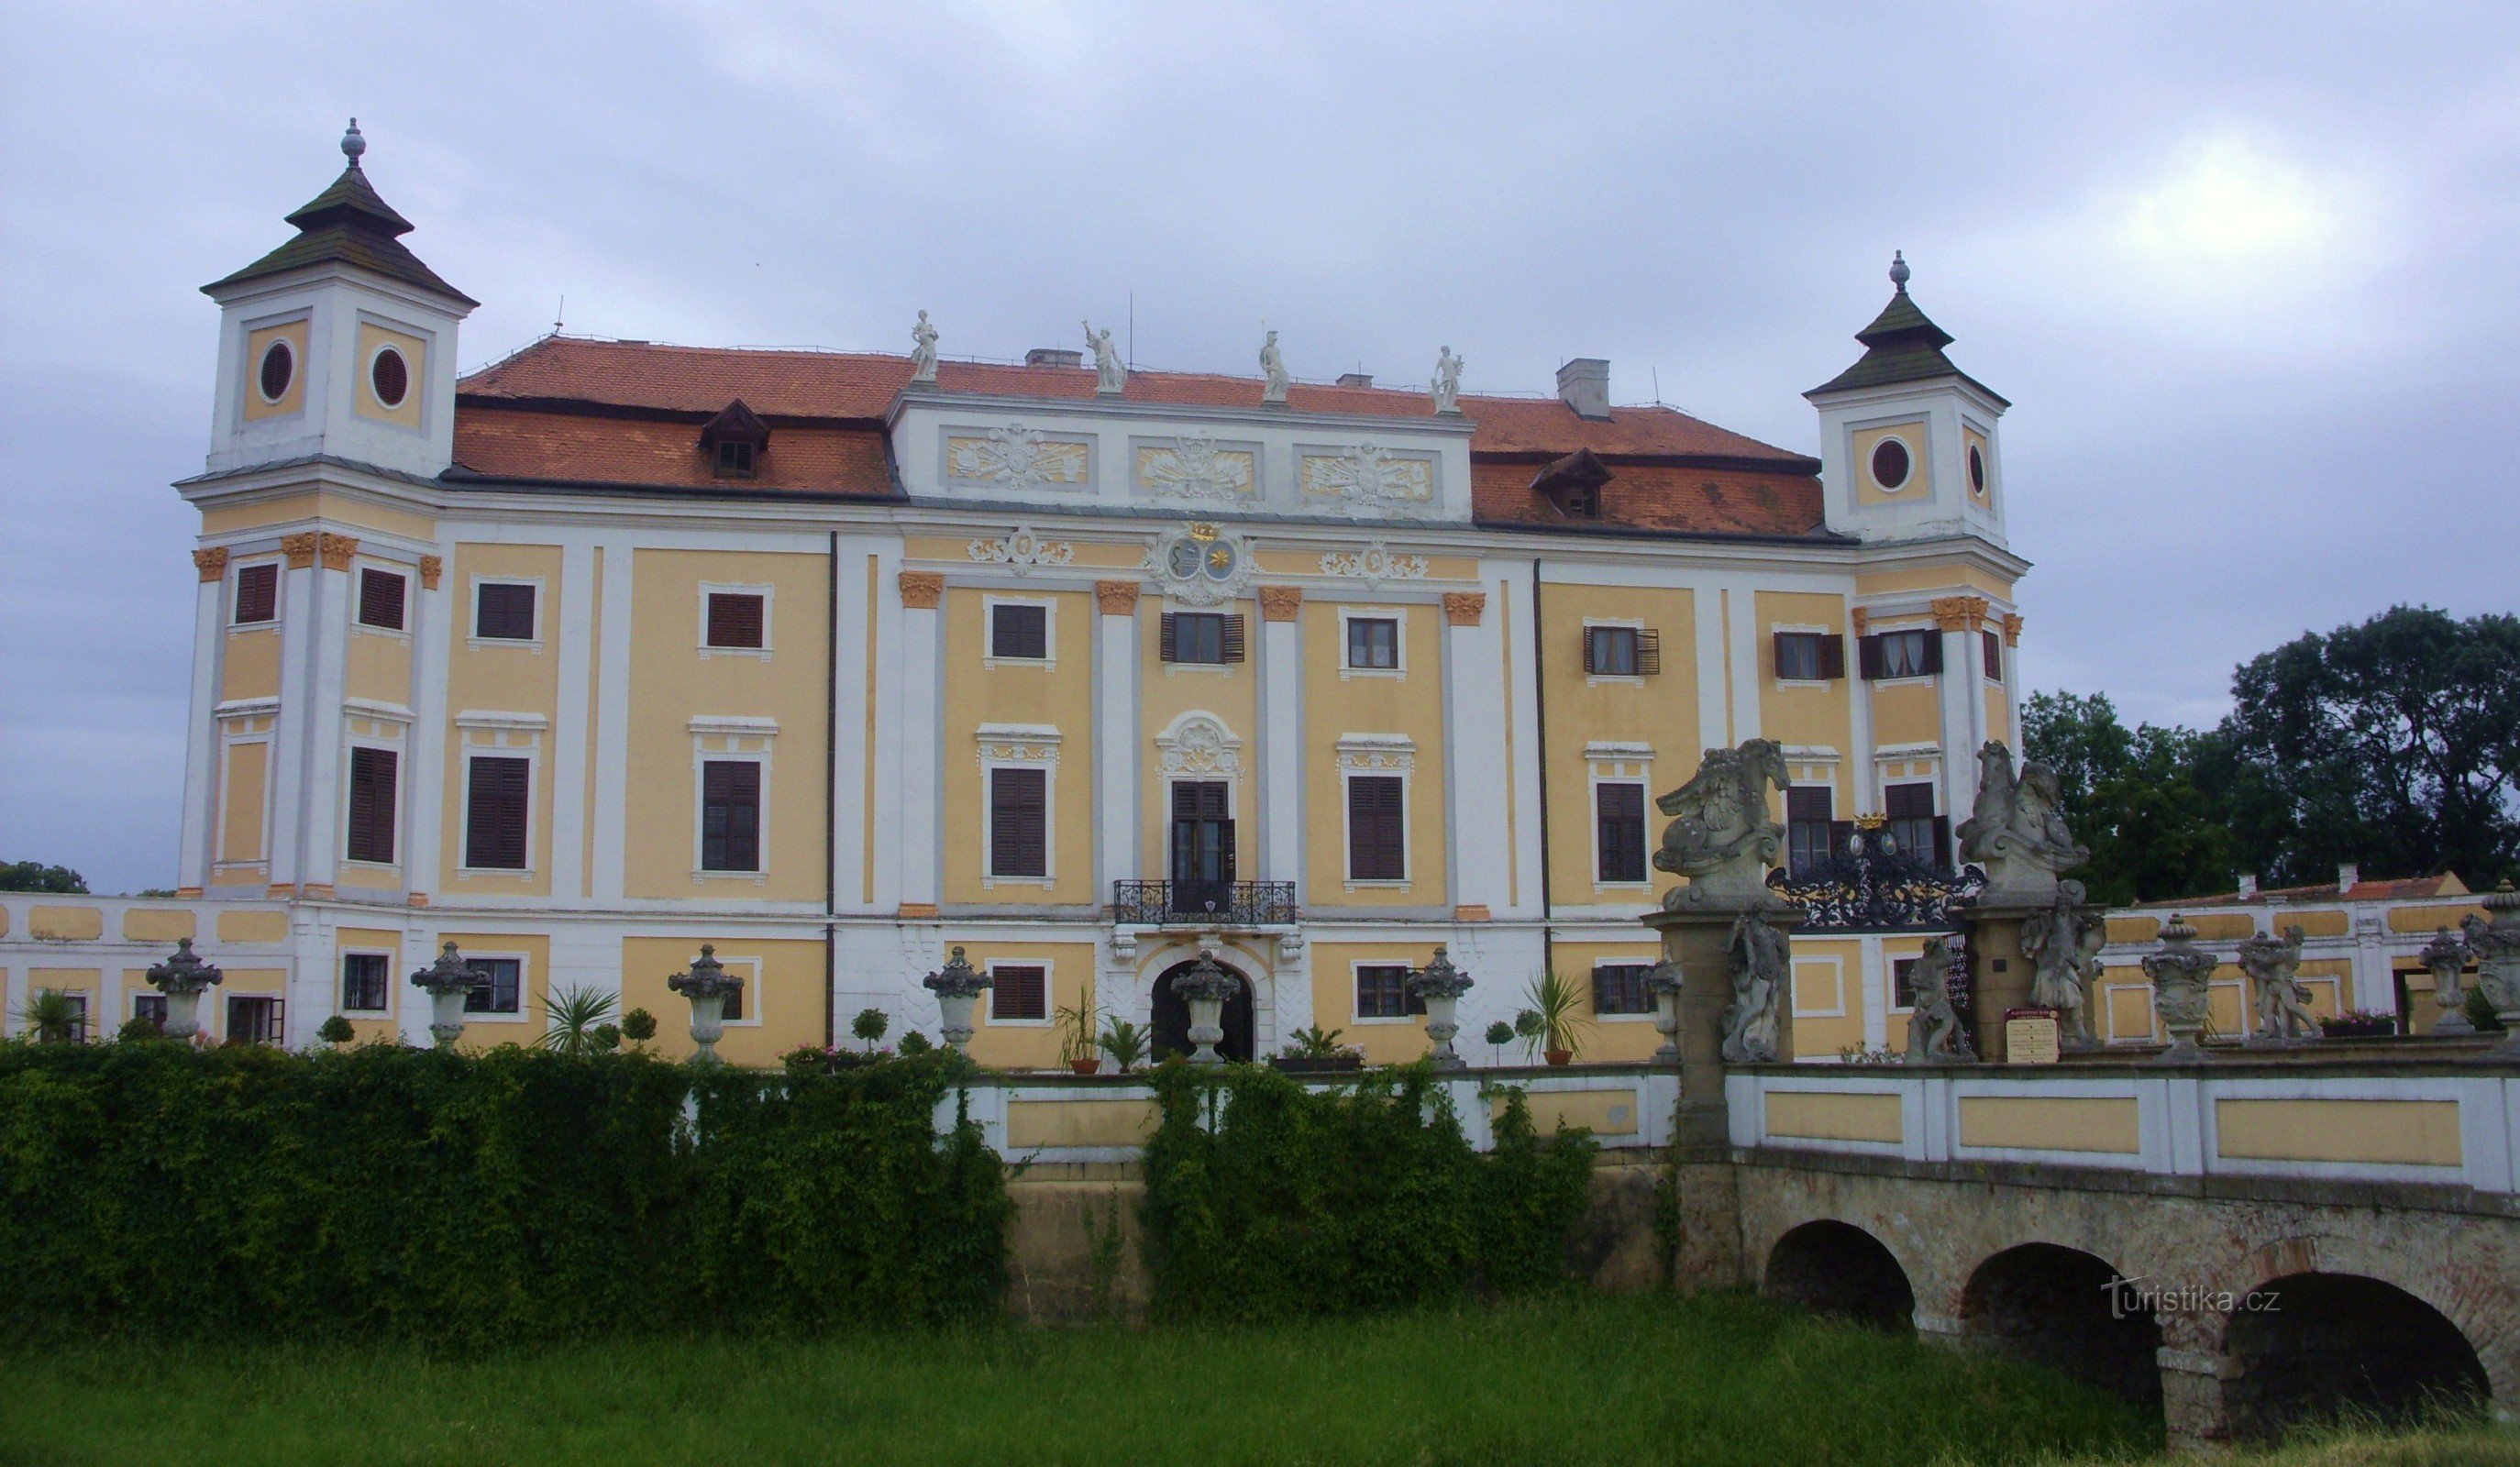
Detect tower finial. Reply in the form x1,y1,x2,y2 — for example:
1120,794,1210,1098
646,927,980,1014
341,117,366,167
1888,250,1910,293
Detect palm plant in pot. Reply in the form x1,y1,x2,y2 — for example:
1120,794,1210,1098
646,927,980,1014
1099,1018,1150,1075
1524,970,1592,1065
1056,1000,1103,1075
1272,1024,1365,1075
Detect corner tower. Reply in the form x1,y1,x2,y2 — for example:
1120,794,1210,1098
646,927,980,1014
1806,254,2007,548
200,121,476,480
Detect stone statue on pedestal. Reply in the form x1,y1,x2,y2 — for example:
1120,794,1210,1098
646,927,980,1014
1955,742,2090,898
1084,320,1126,394
1260,329,1289,404
2020,878,2102,1049
1653,737,1792,909
2238,923,2320,1044
1719,910,1787,1063
909,310,939,383
1905,933,1967,1063
1431,347,1463,414
2420,928,2474,1036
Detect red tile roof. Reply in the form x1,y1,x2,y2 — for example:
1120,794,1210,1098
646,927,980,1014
453,335,1829,535
2133,873,2471,910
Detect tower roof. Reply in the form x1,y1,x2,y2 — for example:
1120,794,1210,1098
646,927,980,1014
1807,253,2003,406
203,121,477,306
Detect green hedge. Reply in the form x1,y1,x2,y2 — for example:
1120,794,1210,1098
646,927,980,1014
1141,1061,1596,1319
0,1041,1007,1344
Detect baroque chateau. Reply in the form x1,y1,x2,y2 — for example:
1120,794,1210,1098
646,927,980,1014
38,126,2043,1064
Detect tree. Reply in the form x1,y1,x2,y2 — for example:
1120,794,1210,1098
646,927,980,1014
2213,606,2520,888
0,861,86,894
2022,690,2233,906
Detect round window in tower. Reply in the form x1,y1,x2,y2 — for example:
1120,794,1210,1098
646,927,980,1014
257,338,294,403
370,346,410,409
1870,436,1911,491
1968,443,1988,497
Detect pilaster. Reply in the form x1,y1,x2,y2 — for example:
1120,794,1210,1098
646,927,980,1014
404,551,450,906
548,542,596,899
176,551,227,894
589,539,634,903
1257,585,1303,886
294,533,358,898
1933,596,1990,842
895,571,945,915
1096,579,1143,891
1442,590,1505,914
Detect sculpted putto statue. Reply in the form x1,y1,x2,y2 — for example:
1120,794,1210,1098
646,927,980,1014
909,310,939,383
1654,738,1792,908
1905,934,1967,1063
1955,741,2089,897
1720,910,1787,1064
1431,346,1464,414
2238,922,2320,1044
2019,878,2103,1048
1259,329,1289,404
1083,320,1125,394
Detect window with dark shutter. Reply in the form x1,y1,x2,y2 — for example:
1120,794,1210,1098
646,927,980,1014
357,568,406,631
1346,617,1398,669
706,592,766,650
1164,612,1233,665
345,746,398,865
992,965,1047,1021
1593,964,1656,1016
1347,776,1406,881
1864,628,1939,679
463,756,531,869
341,953,390,1011
1583,625,1636,676
1785,785,1833,877
1884,782,1941,869
991,602,1048,660
1774,631,1844,681
464,957,522,1014
989,766,1047,877
1596,782,1647,883
134,994,168,1030
474,582,537,641
234,563,279,625
1220,613,1246,663
1982,628,2003,680
701,760,762,872
1354,964,1422,1019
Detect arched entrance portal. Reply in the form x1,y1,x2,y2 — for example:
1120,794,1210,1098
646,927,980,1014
1150,958,1256,1064
1962,1243,2163,1412
2224,1273,2489,1439
1763,1219,1916,1334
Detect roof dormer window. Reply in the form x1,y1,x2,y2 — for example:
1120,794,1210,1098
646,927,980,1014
714,440,757,479
699,398,769,481
1529,447,1611,519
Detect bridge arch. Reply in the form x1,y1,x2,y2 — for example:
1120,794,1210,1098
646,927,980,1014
1961,1242,2163,1411
1762,1219,1915,1334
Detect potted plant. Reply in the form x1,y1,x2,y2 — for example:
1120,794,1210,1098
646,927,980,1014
2320,1008,2399,1040
1056,1000,1103,1075
535,984,620,1057
852,1006,891,1053
1512,1008,1546,1063
1099,1018,1150,1075
1524,971,1592,1065
1484,1020,1515,1065
1271,1024,1365,1075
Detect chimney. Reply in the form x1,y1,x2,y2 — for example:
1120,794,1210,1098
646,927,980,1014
2338,863,2360,894
2238,873,2258,899
1556,358,1611,420
1024,347,1083,370
1335,372,1374,388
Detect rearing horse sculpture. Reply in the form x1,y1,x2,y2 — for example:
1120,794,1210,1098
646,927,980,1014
1654,737,1792,908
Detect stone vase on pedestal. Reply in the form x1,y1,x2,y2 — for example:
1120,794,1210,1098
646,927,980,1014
668,944,745,1064
144,937,223,1041
1647,959,1684,1065
922,945,992,1053
2419,928,2474,1037
1408,943,1475,1069
409,942,482,1050
1170,948,1238,1064
2142,916,2217,1059
2462,884,2520,1055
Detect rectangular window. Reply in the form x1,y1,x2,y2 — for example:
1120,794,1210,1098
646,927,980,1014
713,440,757,480
1593,963,1656,1016
1583,625,1661,677
227,994,282,1043
233,562,279,625
464,957,522,1015
989,766,1048,878
1786,786,1834,877
473,582,537,641
134,994,168,1030
722,981,743,1023
1160,612,1242,665
1861,628,1940,680
463,756,531,870
345,746,399,865
991,965,1047,1022
1884,782,1943,870
1982,628,2004,680
1347,775,1406,881
1893,958,1922,1009
705,591,766,650
1773,631,1844,681
1355,964,1422,1020
1345,617,1398,670
1596,782,1647,883
701,759,762,873
990,603,1048,660
357,568,407,631
341,953,390,1012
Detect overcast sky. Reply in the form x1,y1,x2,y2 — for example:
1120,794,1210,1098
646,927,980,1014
5,2,2515,893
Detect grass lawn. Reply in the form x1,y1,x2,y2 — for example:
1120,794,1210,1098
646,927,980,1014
1,1291,2504,1467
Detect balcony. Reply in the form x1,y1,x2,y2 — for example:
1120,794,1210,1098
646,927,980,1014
1112,879,1299,926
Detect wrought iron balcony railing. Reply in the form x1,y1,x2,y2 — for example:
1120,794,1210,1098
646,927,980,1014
1112,879,1299,926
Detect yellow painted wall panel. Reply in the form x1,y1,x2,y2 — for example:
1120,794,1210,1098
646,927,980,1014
1306,940,1441,1065
123,908,197,943
2289,910,2350,939
240,321,309,421
943,940,1101,1071
2216,1099,2461,1167
1300,596,1449,909
2391,902,2488,934
1007,1098,1160,1150
1958,1096,2141,1153
1764,1089,1903,1144
442,544,564,898
1753,591,1852,767
2185,913,2255,941
201,493,437,543
1869,679,1940,750
1139,599,1260,897
1498,1086,1641,1137
352,322,426,428
619,935,823,1068
1851,423,1928,507
1538,581,1696,906
939,587,1095,906
30,906,104,941
1853,564,2016,600
217,910,291,943
217,738,271,866
221,625,282,702
346,624,413,706
1545,939,1667,1064
2106,916,2161,944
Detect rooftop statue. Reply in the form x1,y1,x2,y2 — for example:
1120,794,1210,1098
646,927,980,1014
1955,741,2089,899
2020,877,2103,1049
1720,910,1787,1064
1083,320,1125,394
1260,329,1289,404
1654,738,1791,908
2238,922,2320,1045
1431,346,1464,414
909,310,938,384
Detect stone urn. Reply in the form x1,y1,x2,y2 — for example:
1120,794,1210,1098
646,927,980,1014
144,937,223,1041
921,946,992,1053
2420,928,2474,1037
1170,948,1238,1064
2464,883,2520,1055
1646,959,1684,1065
409,942,482,1050
669,944,745,1064
1407,944,1476,1069
2141,915,2217,1058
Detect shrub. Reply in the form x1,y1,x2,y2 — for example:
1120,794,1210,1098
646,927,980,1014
1140,1061,1594,1321
620,1008,658,1043
316,1016,356,1045
0,1042,1006,1345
